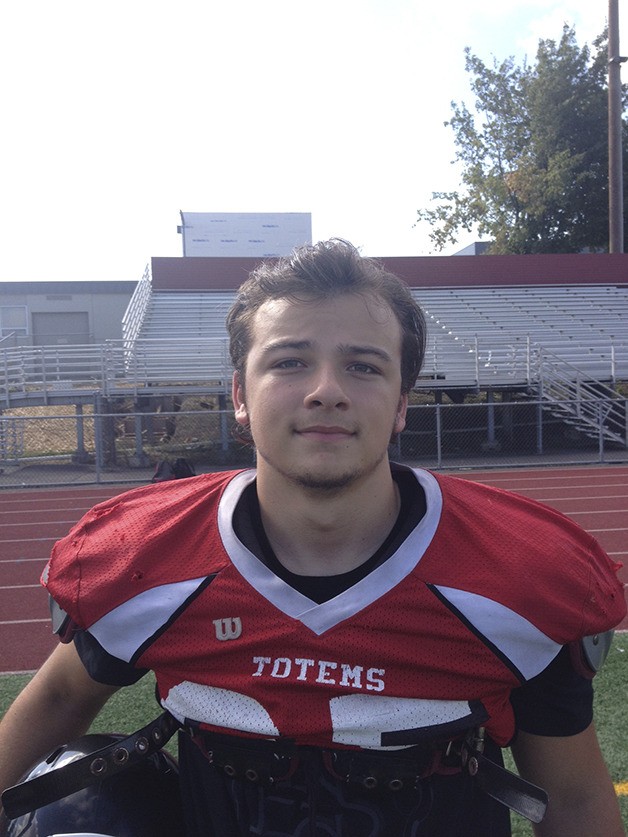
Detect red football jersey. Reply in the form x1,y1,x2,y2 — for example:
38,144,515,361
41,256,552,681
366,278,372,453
43,467,625,748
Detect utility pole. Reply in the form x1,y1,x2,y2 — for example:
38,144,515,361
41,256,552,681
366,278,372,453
608,0,626,252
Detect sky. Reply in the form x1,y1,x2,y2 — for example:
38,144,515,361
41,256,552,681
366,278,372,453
0,0,624,283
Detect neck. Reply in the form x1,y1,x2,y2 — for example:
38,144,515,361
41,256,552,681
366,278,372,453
256,462,400,576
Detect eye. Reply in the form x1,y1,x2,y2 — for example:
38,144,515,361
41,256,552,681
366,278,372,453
348,362,379,375
273,358,305,370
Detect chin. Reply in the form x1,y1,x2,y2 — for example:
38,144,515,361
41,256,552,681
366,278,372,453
290,456,383,493
293,471,358,492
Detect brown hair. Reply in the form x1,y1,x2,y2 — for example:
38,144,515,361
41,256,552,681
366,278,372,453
226,239,426,394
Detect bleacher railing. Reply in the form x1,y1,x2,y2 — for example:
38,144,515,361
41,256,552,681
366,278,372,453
122,263,153,353
0,339,234,406
0,335,626,408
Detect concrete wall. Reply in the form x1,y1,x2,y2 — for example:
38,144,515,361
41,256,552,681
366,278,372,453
0,281,135,345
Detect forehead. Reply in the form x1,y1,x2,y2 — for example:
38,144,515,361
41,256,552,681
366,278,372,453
249,293,402,349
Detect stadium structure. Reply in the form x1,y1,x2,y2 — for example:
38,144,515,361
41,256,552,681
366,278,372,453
120,252,628,444
0,251,627,470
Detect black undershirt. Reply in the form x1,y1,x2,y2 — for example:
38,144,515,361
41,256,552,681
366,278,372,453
230,467,593,737
232,466,426,603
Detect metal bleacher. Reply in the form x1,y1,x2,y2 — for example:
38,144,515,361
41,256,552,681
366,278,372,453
411,283,628,446
125,282,628,389
0,281,627,412
415,284,628,387
122,292,235,393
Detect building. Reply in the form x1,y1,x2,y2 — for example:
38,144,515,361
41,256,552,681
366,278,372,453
0,281,135,347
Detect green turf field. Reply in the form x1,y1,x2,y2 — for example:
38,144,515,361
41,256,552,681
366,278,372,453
1,634,626,834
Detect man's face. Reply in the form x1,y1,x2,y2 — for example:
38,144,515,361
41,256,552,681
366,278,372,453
232,293,407,492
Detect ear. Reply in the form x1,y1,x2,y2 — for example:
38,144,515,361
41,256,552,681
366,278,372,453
393,394,408,435
232,371,249,426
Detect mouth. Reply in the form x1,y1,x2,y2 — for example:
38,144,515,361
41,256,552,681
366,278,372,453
297,426,355,440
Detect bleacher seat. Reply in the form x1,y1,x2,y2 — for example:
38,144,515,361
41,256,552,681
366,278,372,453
124,284,628,389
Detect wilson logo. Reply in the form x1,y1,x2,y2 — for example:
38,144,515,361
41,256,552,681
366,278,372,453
213,617,242,641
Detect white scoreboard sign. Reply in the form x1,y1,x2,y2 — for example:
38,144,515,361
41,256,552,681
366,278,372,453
179,212,312,257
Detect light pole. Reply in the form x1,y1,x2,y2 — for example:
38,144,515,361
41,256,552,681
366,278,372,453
608,0,626,252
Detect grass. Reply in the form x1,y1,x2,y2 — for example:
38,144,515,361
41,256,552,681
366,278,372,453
507,633,628,836
1,635,626,833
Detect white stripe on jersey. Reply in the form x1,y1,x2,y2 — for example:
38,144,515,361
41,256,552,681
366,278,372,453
218,469,444,635
89,577,207,661
434,585,561,679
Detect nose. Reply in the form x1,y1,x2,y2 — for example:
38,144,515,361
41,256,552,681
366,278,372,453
304,364,349,409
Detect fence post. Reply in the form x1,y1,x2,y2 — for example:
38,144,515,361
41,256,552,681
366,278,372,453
1,349,8,408
598,400,605,463
486,390,496,446
436,402,442,468
134,413,146,465
94,393,103,483
535,373,544,456
74,404,87,462
536,398,544,455
219,394,229,452
100,344,107,396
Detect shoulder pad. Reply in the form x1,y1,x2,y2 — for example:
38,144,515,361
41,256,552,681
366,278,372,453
49,596,79,643
570,630,614,677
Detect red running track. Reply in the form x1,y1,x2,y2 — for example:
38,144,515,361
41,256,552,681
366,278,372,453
1,466,627,674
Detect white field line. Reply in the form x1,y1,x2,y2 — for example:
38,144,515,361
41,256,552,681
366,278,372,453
0,520,79,527
1,584,41,589
562,508,628,515
1,618,50,625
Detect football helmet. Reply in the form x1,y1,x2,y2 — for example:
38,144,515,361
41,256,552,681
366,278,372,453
2,733,184,836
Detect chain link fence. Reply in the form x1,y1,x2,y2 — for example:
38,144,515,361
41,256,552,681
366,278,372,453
0,395,626,488
395,395,627,470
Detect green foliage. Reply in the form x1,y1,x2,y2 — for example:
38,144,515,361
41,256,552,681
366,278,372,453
417,26,626,253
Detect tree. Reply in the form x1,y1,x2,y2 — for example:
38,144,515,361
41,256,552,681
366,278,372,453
417,26,627,254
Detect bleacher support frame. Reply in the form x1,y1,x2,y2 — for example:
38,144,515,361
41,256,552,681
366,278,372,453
0,279,625,472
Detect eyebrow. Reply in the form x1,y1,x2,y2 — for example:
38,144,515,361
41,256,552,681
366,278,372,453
339,344,394,364
261,340,312,355
262,340,393,364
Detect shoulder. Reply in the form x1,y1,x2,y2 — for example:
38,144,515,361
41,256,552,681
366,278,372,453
415,470,626,643
42,469,251,624
415,468,595,557
50,469,245,551
430,470,606,566
90,468,244,514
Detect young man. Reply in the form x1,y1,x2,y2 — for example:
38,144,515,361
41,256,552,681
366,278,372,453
0,239,626,836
